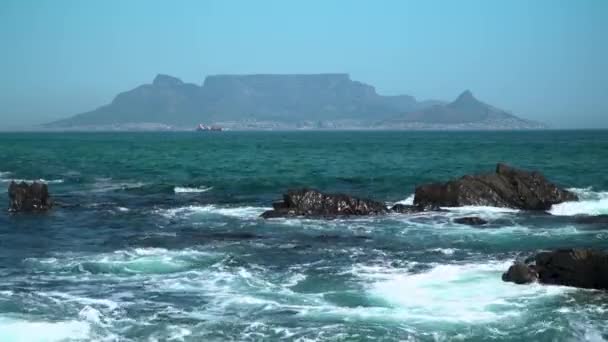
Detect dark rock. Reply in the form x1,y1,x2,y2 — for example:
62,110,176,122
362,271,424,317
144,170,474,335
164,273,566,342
414,163,577,210
390,204,424,214
503,249,608,290
8,181,53,212
534,249,608,289
453,216,488,225
502,263,538,284
260,188,387,218
390,203,443,213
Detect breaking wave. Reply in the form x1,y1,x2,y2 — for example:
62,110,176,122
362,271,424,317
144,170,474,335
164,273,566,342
549,188,608,216
174,186,213,193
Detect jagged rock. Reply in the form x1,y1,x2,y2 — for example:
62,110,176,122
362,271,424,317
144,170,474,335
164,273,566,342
414,163,577,210
453,216,488,225
390,204,424,214
260,189,387,218
535,249,608,289
502,249,608,290
502,262,538,284
8,181,53,212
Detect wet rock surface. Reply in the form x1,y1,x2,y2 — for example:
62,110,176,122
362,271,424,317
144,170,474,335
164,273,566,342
414,163,578,210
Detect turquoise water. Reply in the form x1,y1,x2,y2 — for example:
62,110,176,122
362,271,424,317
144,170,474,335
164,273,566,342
0,131,607,341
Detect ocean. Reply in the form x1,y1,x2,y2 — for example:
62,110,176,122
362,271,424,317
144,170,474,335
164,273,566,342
0,130,607,341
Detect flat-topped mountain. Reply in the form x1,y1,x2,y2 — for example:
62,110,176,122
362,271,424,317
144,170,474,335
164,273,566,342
48,74,544,130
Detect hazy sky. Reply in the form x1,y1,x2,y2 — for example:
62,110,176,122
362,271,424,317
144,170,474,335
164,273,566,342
1,0,606,128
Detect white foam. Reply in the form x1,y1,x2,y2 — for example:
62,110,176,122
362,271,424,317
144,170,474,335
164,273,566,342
174,186,212,193
90,178,146,192
157,205,269,220
78,306,104,324
394,194,415,205
443,206,520,214
0,178,64,184
366,261,572,323
27,248,220,275
549,188,608,216
430,248,458,255
0,317,91,342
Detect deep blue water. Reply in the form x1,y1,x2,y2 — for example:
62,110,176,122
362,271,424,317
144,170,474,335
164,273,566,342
0,131,607,341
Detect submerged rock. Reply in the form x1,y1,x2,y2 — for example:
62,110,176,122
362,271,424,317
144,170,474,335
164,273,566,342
414,163,577,210
453,216,488,225
502,249,608,290
390,204,424,214
260,188,387,218
8,181,53,212
502,262,537,284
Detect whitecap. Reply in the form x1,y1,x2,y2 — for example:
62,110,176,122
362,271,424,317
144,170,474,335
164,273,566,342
0,317,91,341
549,188,608,216
90,178,146,192
27,248,220,275
430,248,458,255
156,205,269,220
365,261,573,324
174,186,212,193
442,205,520,214
0,178,64,184
78,305,104,325
394,194,415,205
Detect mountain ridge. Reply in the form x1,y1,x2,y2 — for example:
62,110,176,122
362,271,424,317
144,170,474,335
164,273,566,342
48,74,545,130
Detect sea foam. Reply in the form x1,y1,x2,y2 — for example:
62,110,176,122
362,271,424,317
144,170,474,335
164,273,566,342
157,205,269,220
367,261,572,324
174,186,213,193
549,188,608,216
0,317,91,342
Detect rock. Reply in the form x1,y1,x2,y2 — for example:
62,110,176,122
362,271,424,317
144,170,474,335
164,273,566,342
502,249,608,290
8,181,53,212
390,203,443,213
260,188,387,218
390,204,424,214
414,163,577,210
453,216,488,225
534,249,608,289
502,262,538,284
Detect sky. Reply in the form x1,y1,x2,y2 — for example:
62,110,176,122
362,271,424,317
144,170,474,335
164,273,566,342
0,0,606,129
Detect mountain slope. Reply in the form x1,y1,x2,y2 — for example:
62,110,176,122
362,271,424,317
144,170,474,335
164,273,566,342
48,74,544,129
382,90,546,129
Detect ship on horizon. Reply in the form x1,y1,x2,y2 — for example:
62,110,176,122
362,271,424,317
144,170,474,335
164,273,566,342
196,123,223,131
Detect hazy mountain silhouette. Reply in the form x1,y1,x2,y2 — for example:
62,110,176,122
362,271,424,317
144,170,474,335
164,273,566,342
48,74,543,129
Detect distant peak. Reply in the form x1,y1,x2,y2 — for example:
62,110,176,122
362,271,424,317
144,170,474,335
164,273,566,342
153,74,183,86
456,90,475,101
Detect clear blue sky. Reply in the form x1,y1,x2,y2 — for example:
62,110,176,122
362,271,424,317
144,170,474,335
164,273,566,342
1,0,606,128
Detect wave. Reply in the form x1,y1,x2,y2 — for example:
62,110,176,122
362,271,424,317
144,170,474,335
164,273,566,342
549,187,608,216
394,194,415,205
0,317,91,342
156,205,269,220
365,260,573,324
89,178,147,193
0,178,64,184
25,247,221,275
174,186,213,193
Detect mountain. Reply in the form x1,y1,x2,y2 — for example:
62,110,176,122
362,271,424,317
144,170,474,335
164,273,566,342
47,74,544,130
381,90,546,129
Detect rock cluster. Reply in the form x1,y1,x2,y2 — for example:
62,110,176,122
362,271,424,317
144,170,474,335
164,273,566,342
261,189,387,218
8,181,53,212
